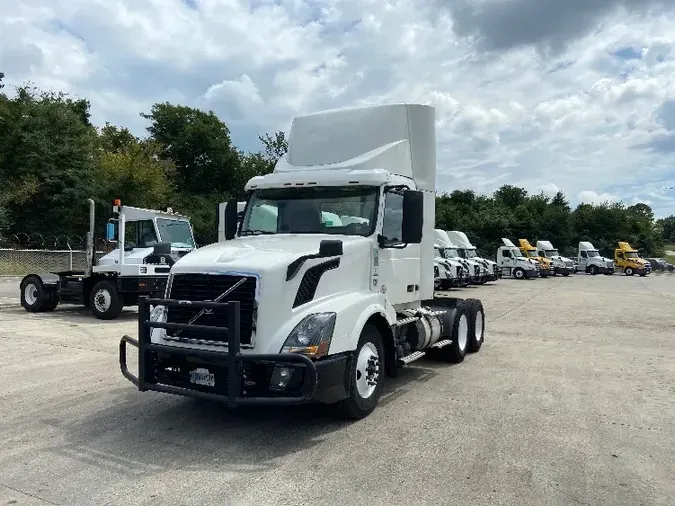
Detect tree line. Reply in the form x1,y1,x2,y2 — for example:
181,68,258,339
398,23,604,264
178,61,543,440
0,74,673,258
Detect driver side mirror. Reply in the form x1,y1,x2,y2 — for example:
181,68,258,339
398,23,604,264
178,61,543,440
224,198,238,240
401,190,424,244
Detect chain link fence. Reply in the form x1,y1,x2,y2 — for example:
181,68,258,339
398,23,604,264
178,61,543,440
0,233,114,276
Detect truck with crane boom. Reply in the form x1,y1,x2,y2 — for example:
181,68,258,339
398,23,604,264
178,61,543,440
19,199,196,320
119,103,486,420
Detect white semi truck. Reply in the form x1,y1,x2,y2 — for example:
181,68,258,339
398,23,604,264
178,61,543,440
434,229,483,284
576,241,614,275
19,199,196,319
119,103,486,420
496,238,539,279
446,230,499,282
535,240,575,276
434,244,469,289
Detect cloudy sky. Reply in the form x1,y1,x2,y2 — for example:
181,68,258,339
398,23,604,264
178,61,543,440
2,0,675,216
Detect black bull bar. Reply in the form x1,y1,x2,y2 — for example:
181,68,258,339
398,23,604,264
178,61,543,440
119,297,318,406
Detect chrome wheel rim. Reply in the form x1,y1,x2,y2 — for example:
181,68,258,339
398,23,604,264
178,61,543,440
94,288,111,312
458,314,468,351
355,342,380,399
475,310,483,342
24,284,38,305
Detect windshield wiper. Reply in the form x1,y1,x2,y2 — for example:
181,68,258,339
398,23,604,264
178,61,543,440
240,230,275,236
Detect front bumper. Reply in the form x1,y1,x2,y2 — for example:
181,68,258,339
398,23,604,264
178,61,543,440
525,269,539,279
119,297,350,407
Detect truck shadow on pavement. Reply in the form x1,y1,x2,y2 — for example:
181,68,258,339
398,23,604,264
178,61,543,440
51,366,443,478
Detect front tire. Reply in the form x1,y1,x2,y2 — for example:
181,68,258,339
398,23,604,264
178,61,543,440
335,324,384,420
90,280,123,320
513,268,525,279
625,267,634,276
589,265,598,275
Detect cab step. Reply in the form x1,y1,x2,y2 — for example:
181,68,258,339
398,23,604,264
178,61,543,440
429,339,452,349
399,350,426,365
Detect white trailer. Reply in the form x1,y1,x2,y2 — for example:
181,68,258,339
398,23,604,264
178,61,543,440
19,199,196,320
577,241,614,275
496,238,539,279
119,103,486,420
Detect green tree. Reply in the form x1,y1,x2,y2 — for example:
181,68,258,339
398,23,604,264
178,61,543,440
0,86,97,237
93,123,176,211
141,103,240,196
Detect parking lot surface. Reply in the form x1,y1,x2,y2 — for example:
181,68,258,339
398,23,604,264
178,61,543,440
1,274,674,506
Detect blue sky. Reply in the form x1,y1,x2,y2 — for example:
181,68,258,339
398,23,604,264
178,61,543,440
2,0,675,216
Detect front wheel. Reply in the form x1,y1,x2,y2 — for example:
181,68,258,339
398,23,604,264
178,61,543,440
589,265,598,275
624,267,634,276
513,268,525,279
90,280,123,320
335,324,384,420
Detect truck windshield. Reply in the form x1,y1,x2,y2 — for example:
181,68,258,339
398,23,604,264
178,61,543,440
524,250,537,258
241,187,378,236
465,249,477,258
625,251,639,258
587,250,600,257
512,248,523,257
443,248,459,258
544,249,559,257
156,219,195,248
434,248,443,257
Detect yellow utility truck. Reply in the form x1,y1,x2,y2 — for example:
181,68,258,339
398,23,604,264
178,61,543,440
518,239,555,277
614,242,651,276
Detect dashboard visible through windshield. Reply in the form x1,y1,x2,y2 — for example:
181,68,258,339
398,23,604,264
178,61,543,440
240,186,378,236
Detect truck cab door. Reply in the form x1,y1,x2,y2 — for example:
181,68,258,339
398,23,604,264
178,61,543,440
377,188,420,305
578,251,587,269
615,251,624,266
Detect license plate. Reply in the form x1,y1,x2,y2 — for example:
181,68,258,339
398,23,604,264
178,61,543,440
189,368,215,387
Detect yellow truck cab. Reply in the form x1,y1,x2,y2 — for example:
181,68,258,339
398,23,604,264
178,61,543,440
614,242,651,276
518,239,554,277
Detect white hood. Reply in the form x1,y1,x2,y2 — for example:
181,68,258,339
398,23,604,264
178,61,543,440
98,247,155,266
168,234,374,354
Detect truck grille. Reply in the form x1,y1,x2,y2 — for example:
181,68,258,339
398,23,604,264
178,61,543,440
166,273,257,345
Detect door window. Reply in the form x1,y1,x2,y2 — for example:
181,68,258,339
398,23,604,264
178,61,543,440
381,190,404,245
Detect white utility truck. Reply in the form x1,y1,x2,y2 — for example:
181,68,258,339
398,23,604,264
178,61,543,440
576,241,614,275
119,103,486,420
535,240,574,276
497,238,539,279
434,229,483,284
446,231,498,283
19,199,196,320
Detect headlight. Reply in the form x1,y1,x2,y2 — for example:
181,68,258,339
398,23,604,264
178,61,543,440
280,312,336,358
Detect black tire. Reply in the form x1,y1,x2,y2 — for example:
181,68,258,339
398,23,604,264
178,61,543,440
589,265,598,275
20,275,50,312
513,268,525,280
335,324,385,420
440,279,453,290
639,272,647,277
562,271,570,277
465,298,484,353
624,267,634,276
43,291,59,311
90,279,123,320
439,301,469,363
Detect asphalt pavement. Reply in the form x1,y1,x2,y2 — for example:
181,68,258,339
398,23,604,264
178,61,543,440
1,274,674,505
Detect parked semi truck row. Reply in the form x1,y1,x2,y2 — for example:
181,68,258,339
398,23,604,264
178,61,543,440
119,103,487,420
19,199,196,320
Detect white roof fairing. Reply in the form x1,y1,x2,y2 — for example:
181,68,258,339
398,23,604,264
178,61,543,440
246,103,436,191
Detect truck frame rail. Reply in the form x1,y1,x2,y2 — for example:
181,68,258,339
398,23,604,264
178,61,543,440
119,297,319,406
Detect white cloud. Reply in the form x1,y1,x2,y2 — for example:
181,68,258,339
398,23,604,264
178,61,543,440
1,0,675,216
